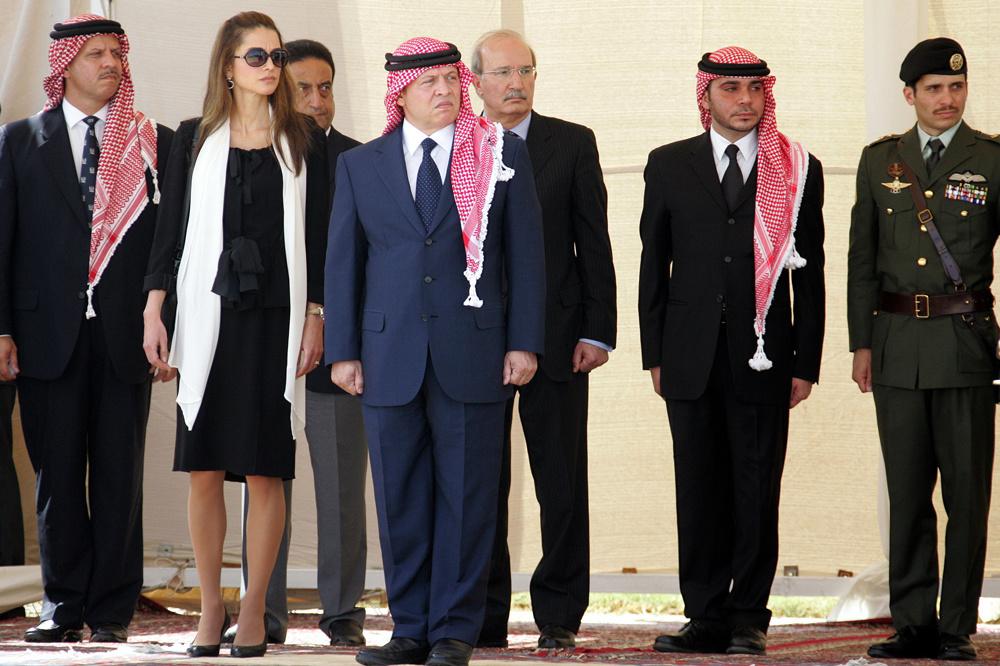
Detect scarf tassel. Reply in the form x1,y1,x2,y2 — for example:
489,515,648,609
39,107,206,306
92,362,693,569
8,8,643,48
464,283,483,308
748,334,773,371
786,245,807,269
84,284,96,319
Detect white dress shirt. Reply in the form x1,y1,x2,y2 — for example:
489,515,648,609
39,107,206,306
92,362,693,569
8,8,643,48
710,126,758,183
401,119,453,199
62,99,108,177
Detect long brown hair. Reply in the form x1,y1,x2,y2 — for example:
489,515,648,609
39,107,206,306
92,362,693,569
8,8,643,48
198,11,312,173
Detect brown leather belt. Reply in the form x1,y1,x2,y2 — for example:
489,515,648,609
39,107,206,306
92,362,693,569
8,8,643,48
879,290,994,319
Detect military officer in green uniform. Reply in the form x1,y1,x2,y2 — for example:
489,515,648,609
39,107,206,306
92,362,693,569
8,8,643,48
848,37,999,662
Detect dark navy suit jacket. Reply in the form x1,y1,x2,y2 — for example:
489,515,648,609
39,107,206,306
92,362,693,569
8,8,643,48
324,125,545,407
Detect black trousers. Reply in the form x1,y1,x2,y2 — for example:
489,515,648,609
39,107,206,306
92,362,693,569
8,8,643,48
17,319,151,629
0,382,23,567
665,327,788,632
482,369,590,638
873,383,994,636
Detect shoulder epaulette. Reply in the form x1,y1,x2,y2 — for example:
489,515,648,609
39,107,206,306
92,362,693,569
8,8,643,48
867,134,899,147
972,129,1000,144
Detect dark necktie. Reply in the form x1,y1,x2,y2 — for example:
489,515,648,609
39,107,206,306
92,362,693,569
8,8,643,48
80,115,100,214
926,137,945,173
721,143,743,212
415,137,442,231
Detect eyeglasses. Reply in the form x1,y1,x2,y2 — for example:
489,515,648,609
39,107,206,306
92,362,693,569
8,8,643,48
482,65,537,80
233,48,289,68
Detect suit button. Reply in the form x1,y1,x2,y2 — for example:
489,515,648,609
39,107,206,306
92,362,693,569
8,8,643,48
727,217,736,225
425,238,433,245
924,190,934,198
715,294,724,303
423,275,433,284
421,314,429,322
723,256,732,263
886,208,893,214
917,257,927,267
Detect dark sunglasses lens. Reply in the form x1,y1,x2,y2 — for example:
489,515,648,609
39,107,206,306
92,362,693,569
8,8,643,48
243,48,267,67
271,49,288,67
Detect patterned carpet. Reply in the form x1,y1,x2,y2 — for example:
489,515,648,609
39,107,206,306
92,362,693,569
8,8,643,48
1,603,999,665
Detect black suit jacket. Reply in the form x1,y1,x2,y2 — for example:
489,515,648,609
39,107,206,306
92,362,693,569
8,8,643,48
307,125,362,394
526,112,617,382
638,131,825,405
0,105,174,383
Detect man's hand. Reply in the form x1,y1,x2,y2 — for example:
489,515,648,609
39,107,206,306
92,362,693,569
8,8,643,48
790,377,813,409
142,311,174,378
649,366,661,396
297,310,324,377
331,360,364,395
572,341,609,373
503,351,537,386
852,348,873,393
0,337,19,381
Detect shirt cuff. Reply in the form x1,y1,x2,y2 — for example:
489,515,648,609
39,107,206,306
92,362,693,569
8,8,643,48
579,338,613,353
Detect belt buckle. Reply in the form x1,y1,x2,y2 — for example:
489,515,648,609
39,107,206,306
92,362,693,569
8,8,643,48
914,294,930,319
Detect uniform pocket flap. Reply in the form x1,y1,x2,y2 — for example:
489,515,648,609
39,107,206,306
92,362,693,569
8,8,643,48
361,310,385,332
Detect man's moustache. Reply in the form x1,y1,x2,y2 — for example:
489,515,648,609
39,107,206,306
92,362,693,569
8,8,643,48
504,90,527,101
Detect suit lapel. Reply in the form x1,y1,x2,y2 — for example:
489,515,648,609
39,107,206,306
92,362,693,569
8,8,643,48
525,111,554,177
929,121,975,186
38,107,90,227
689,132,727,213
374,128,426,235
733,161,759,213
897,126,928,185
426,165,455,236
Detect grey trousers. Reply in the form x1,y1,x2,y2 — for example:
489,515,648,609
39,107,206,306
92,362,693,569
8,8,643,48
239,391,369,639
0,382,23,568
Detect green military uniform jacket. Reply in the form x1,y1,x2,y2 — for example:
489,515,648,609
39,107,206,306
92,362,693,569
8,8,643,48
847,121,1000,389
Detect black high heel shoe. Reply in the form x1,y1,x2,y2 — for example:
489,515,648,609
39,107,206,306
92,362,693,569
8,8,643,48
186,610,231,658
231,617,268,658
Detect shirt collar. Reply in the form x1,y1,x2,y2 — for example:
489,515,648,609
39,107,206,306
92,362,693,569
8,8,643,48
508,113,532,141
917,119,963,151
62,98,109,129
709,126,758,164
401,118,455,157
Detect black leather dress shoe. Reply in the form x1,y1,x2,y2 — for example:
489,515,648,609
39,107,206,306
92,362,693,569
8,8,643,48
537,625,575,649
328,618,366,647
653,620,729,654
475,635,508,648
24,620,84,643
426,639,473,666
727,626,766,655
868,626,939,659
938,633,976,661
186,611,231,658
355,637,430,665
90,623,128,643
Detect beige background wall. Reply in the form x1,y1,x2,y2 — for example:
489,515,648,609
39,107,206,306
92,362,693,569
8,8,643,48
3,0,1000,585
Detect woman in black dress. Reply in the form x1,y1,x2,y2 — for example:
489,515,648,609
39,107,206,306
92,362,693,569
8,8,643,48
142,11,327,658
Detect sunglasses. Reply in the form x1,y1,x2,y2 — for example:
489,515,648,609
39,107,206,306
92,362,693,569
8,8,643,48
233,47,288,68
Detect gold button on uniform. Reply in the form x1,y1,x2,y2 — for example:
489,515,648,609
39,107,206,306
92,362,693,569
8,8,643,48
924,190,934,198
886,208,893,214
920,224,928,232
961,210,969,217
917,257,927,266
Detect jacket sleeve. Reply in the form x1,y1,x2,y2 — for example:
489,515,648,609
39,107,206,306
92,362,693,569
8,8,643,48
503,138,546,354
304,128,331,304
637,150,672,370
144,119,195,292
847,146,880,350
571,127,617,347
791,154,826,383
0,125,15,336
323,152,366,363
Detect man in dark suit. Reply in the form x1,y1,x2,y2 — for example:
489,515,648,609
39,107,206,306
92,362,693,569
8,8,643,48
470,29,617,649
0,379,23,621
0,14,173,643
325,37,545,666
849,38,999,662
638,47,825,656
223,38,369,648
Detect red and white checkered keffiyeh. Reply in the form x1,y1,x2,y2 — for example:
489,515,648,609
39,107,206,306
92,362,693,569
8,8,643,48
43,14,159,319
384,37,513,308
696,46,809,371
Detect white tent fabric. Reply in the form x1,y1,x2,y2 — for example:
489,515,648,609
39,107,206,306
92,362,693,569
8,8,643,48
3,0,1000,618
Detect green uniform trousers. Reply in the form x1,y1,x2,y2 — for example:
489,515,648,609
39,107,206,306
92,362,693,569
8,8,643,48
873,383,994,635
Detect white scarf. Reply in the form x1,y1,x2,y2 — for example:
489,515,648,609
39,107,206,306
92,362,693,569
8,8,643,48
170,118,307,437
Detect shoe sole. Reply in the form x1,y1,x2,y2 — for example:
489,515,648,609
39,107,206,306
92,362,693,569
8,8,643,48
727,647,765,655
355,651,429,666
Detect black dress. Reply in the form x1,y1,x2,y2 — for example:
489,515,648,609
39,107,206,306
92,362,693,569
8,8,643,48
144,119,330,482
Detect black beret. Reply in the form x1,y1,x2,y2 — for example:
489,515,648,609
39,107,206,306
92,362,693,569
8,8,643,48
698,52,769,78
50,17,124,40
900,37,966,85
385,43,460,72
